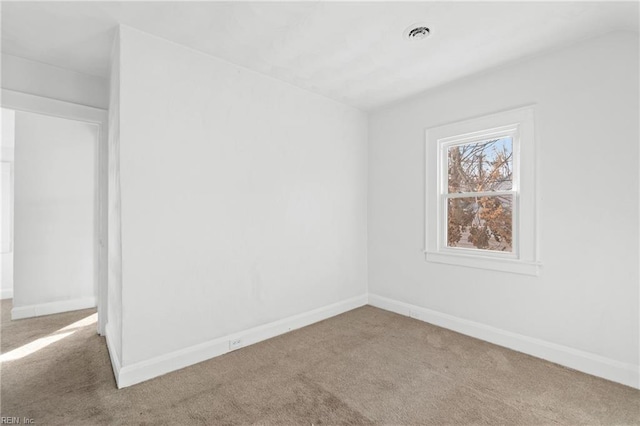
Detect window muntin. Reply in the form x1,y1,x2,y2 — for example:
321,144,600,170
443,136,516,254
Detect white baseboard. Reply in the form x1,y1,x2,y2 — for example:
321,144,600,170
114,294,368,388
1,289,13,300
11,297,96,320
368,294,640,389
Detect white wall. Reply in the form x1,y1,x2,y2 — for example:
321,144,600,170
368,31,639,387
1,109,15,299
113,26,368,376
13,111,98,318
1,54,109,110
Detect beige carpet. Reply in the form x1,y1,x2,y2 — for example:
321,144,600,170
1,299,638,425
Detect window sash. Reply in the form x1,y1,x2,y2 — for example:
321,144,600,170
439,127,520,195
438,129,520,259
441,192,518,258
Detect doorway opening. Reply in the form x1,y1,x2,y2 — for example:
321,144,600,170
1,90,107,335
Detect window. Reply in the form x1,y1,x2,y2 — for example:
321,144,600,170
425,106,540,275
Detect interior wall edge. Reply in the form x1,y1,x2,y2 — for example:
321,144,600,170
106,25,123,374
368,294,640,390
0,289,13,300
105,321,123,388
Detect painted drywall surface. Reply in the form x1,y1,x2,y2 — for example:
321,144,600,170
1,109,15,299
107,32,123,365
368,31,639,366
117,27,368,366
13,111,98,309
1,54,109,109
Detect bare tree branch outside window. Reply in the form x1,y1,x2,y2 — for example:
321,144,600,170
446,137,513,251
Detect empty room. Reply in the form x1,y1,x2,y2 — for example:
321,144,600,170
1,1,639,424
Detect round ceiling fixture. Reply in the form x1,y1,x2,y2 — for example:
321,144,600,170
404,23,431,41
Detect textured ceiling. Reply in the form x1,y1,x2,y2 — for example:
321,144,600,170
1,2,638,110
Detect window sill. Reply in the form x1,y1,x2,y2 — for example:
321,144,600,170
425,251,541,276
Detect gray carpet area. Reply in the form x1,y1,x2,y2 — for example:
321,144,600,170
1,299,638,425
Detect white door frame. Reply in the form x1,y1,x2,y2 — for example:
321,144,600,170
2,89,108,335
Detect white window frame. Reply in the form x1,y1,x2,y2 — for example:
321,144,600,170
425,106,541,276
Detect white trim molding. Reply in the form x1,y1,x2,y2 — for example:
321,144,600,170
1,289,13,300
425,105,540,276
368,294,639,390
112,294,368,388
11,297,97,320
425,251,542,276
2,89,107,124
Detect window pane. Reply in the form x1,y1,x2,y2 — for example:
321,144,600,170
447,195,512,252
448,137,512,193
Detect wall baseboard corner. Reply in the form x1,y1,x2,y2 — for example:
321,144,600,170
368,293,639,390
11,297,96,320
115,294,368,388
